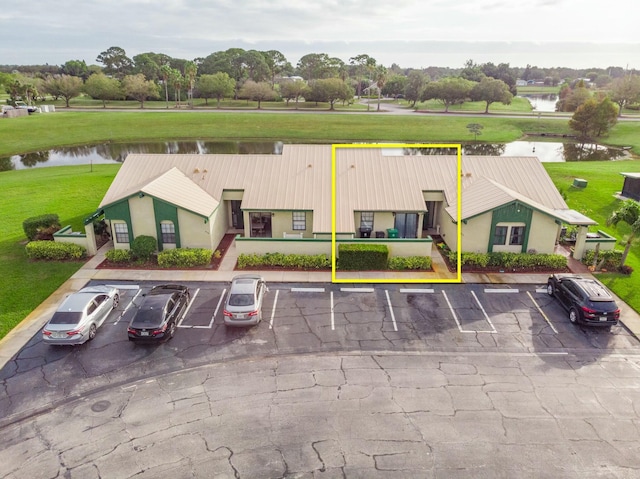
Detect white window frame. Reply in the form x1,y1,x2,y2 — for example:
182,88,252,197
113,222,129,244
160,221,176,244
292,211,306,231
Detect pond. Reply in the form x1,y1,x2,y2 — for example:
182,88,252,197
1,141,284,171
0,139,631,172
517,93,559,112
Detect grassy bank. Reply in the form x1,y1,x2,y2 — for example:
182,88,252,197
544,160,640,313
0,165,118,338
1,111,574,157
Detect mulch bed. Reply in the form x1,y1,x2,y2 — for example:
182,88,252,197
97,233,236,270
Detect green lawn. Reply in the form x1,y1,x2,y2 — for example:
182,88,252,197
544,160,640,313
0,111,575,157
0,165,119,338
416,96,534,113
2,111,640,341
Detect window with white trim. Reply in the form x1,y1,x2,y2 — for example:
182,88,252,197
161,221,176,244
292,211,306,230
113,223,129,243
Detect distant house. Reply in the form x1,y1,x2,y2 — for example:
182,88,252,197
516,79,527,87
92,145,596,260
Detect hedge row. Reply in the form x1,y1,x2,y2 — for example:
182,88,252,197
237,253,330,269
157,248,213,268
448,251,567,270
26,241,86,260
338,244,388,270
387,256,432,270
581,249,623,270
23,214,60,241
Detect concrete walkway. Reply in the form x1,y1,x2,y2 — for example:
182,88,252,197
2,241,640,370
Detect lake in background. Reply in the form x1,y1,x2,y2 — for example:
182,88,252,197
518,94,559,112
1,139,632,171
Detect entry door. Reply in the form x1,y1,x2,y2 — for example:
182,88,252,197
394,213,418,238
424,201,437,231
231,201,244,229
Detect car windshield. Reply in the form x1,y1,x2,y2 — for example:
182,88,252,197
228,294,254,306
49,311,83,325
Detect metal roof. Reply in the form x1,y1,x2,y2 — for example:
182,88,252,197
99,146,594,234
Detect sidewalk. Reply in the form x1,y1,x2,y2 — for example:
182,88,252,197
2,241,640,370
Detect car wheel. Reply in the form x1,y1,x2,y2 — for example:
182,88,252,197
546,283,554,296
112,294,119,309
167,322,176,340
569,308,579,324
88,324,97,340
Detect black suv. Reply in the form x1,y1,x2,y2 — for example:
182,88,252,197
547,274,620,327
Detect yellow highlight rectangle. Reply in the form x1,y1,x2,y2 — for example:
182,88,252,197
331,143,462,284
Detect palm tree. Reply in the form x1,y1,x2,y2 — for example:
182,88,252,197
375,65,387,112
184,61,198,108
160,64,172,109
606,199,640,267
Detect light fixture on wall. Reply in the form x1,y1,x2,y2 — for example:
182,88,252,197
138,192,145,198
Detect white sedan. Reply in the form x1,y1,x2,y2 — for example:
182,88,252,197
43,285,120,345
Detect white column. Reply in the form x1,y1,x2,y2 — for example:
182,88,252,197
573,225,588,261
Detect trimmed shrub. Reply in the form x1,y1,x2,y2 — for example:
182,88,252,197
236,253,330,269
105,249,132,263
26,241,86,260
338,243,388,270
388,256,432,270
582,249,623,270
157,248,213,268
23,214,60,241
131,235,157,261
448,251,567,270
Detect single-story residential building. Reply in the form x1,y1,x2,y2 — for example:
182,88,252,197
89,145,597,260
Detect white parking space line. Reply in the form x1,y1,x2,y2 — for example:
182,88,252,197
269,289,279,329
442,290,466,333
177,288,200,327
471,290,497,333
400,288,434,294
106,284,140,290
484,288,519,293
384,290,398,332
527,291,559,334
291,287,325,293
190,288,226,329
330,291,335,331
340,288,375,293
114,288,143,325
536,288,548,294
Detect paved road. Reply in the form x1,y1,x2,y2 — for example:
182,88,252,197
2,281,640,477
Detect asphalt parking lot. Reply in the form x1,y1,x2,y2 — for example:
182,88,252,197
2,280,639,424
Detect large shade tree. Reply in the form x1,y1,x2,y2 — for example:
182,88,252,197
280,79,310,108
96,46,133,78
421,77,475,112
607,199,640,267
609,75,640,116
83,72,122,107
568,97,618,140
121,73,159,108
42,74,83,107
197,72,235,107
237,80,276,109
470,77,513,113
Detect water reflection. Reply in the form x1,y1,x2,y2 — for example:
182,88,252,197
518,94,559,112
1,139,630,172
399,141,629,162
2,140,283,171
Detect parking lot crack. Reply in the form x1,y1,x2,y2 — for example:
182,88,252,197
207,445,240,479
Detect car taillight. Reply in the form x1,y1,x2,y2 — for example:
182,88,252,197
67,329,81,336
223,310,233,317
43,330,52,336
614,309,621,319
152,324,168,335
581,306,597,317
248,310,258,317
127,327,136,334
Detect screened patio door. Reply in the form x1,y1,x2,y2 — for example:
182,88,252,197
394,213,418,238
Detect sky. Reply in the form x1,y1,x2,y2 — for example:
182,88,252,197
1,0,638,70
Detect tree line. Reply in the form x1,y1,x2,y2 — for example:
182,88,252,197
1,46,639,139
